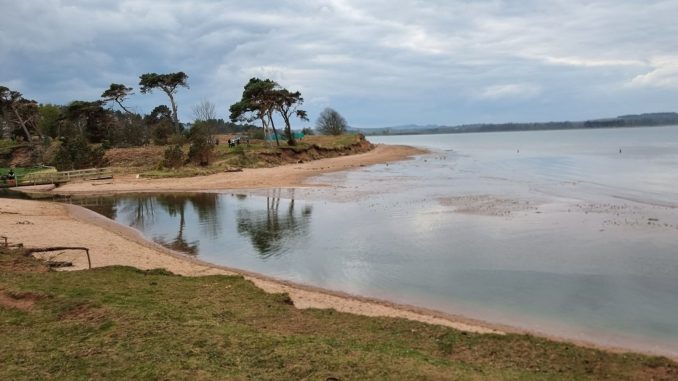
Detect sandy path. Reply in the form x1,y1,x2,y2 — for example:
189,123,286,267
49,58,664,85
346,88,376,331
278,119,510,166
30,144,425,195
1,145,501,335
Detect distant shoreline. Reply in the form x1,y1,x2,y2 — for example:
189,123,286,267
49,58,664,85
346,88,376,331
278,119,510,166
359,114,678,136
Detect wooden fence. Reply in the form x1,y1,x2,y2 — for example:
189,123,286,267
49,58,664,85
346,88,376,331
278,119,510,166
13,168,113,187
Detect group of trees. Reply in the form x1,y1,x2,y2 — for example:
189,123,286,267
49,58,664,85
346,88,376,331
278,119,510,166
0,72,191,148
228,78,348,145
1,71,350,170
229,78,308,146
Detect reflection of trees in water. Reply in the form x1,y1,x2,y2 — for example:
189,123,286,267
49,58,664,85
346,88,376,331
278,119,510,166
129,197,156,229
70,196,119,221
236,190,313,258
122,193,221,256
75,193,222,256
152,194,197,255
189,193,221,238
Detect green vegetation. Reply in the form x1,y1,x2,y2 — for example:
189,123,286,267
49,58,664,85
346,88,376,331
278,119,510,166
139,72,189,133
229,77,309,147
0,166,55,178
136,134,369,179
0,248,675,380
1,74,353,176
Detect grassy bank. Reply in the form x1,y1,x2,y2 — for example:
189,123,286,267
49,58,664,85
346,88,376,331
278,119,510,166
1,248,675,380
103,134,372,179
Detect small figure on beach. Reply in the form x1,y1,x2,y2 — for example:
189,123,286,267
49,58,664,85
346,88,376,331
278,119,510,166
6,169,16,186
619,148,622,154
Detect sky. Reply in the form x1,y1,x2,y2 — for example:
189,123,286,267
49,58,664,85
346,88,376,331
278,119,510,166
1,0,678,128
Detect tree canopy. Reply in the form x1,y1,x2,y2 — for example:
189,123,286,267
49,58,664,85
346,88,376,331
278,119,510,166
229,78,281,145
0,85,42,141
229,78,307,146
139,72,189,133
274,89,308,146
101,83,134,114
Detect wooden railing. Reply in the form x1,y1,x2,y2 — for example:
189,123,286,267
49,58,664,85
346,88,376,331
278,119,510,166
15,168,113,187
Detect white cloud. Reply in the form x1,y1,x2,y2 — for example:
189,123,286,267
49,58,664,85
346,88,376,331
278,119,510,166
476,84,542,100
629,57,678,89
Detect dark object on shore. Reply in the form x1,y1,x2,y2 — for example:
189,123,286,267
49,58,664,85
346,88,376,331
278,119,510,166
46,261,73,268
224,167,243,173
26,246,92,269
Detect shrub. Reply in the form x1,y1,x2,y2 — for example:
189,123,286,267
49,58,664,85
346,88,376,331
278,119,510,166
52,136,107,171
162,144,185,168
187,124,213,166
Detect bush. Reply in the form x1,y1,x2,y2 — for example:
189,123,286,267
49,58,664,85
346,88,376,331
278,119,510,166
52,136,107,171
162,145,185,169
187,124,213,166
151,123,173,145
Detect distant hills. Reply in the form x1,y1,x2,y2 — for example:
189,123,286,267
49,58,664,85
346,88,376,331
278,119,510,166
353,112,678,136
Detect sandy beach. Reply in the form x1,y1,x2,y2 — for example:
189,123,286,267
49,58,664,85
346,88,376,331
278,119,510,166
1,143,501,335
27,144,425,195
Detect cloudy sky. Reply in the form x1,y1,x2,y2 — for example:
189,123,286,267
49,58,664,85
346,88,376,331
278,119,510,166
2,0,678,128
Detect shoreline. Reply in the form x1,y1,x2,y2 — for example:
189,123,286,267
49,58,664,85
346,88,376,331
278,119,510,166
19,144,426,196
2,143,675,359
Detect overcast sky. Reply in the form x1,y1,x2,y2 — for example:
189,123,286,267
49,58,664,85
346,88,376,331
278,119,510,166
2,0,678,128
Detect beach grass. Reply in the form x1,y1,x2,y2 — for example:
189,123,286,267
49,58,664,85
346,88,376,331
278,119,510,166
1,248,676,380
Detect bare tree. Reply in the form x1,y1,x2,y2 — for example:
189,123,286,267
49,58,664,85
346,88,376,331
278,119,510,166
316,108,348,135
192,99,217,122
192,100,217,144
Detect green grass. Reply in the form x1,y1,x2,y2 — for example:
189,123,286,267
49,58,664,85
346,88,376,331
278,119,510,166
139,134,365,179
1,249,675,380
0,166,54,177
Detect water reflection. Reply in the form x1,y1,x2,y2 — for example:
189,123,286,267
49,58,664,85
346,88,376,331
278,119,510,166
236,190,313,258
70,192,313,259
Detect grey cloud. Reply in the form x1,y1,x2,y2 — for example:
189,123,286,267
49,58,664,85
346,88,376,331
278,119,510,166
1,0,677,127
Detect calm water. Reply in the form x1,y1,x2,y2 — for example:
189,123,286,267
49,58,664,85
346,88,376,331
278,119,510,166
77,126,678,356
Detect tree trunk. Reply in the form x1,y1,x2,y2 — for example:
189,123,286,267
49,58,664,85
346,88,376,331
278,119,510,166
268,112,280,146
259,114,271,147
281,112,295,146
116,100,133,115
26,114,43,139
11,106,32,142
166,91,180,134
